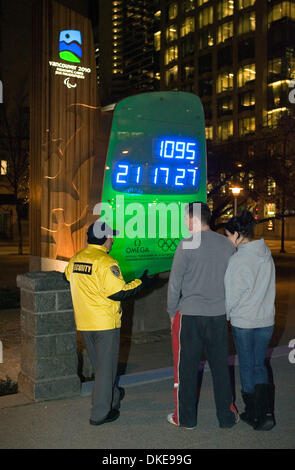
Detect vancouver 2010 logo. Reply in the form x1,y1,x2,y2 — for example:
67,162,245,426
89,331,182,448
59,30,82,63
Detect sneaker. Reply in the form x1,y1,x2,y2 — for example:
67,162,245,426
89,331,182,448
90,408,120,426
167,413,196,429
219,403,240,429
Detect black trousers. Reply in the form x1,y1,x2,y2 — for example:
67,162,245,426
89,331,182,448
172,313,235,427
81,328,121,422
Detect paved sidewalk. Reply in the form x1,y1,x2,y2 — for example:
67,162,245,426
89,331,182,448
0,354,294,449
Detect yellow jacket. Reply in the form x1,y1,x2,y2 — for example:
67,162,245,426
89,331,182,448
65,244,142,331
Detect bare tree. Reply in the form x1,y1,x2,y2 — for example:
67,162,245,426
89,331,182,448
0,95,29,254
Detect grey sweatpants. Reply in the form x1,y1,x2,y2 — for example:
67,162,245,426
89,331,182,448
81,328,121,422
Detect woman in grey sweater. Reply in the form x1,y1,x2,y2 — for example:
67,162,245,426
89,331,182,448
224,210,276,431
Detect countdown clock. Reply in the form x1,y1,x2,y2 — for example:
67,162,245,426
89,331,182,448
99,91,207,280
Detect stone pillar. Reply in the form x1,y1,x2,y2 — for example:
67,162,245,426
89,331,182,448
16,271,80,401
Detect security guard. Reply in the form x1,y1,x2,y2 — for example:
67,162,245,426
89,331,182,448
65,220,155,425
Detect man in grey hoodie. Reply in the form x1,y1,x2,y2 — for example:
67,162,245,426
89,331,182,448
224,210,276,431
167,202,239,429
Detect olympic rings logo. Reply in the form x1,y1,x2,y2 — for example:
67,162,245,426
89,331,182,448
158,238,180,252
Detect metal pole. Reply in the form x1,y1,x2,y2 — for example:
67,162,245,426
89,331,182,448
234,196,237,216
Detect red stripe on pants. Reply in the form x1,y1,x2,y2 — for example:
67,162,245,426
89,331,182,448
171,310,181,425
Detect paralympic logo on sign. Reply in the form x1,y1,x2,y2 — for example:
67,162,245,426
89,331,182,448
59,30,82,63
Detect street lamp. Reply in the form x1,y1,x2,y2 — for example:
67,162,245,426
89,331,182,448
230,186,243,216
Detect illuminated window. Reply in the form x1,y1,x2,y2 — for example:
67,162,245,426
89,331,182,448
165,65,178,86
264,203,276,217
166,25,178,42
238,12,256,34
154,31,161,51
218,96,233,116
267,179,276,196
165,45,178,65
183,0,195,12
238,64,256,87
198,0,209,5
239,116,255,135
155,10,161,17
217,120,234,140
238,0,255,8
168,2,178,20
267,107,288,127
217,21,234,43
217,0,235,20
268,1,295,25
268,58,295,83
217,71,234,93
248,172,254,190
181,17,195,37
181,64,194,81
0,160,7,175
198,6,213,28
199,28,214,49
205,126,213,140
239,91,255,111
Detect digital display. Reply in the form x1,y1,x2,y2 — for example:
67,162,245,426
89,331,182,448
111,137,200,195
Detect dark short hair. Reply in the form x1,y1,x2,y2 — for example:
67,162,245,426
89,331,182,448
225,210,255,239
186,202,211,226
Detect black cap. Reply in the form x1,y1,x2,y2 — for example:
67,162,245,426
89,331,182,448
87,221,119,246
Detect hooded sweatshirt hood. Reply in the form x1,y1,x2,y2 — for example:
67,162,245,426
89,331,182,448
224,238,276,328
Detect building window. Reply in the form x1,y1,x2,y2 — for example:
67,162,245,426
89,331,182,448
267,178,276,196
264,203,276,217
168,2,178,20
238,12,256,35
198,0,209,6
217,120,234,140
165,65,178,86
154,31,161,51
198,6,214,28
239,90,255,111
183,0,195,13
181,17,195,37
199,78,213,97
268,81,289,109
268,2,295,25
217,71,234,92
199,28,214,49
165,45,178,65
199,53,212,74
239,116,255,135
1,160,7,176
217,45,233,68
181,63,194,81
217,21,234,43
266,107,288,127
217,0,235,20
238,37,255,61
166,25,178,42
248,172,255,190
237,64,256,87
181,36,195,58
218,96,233,117
203,101,212,120
205,126,213,140
238,0,255,8
268,58,295,83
